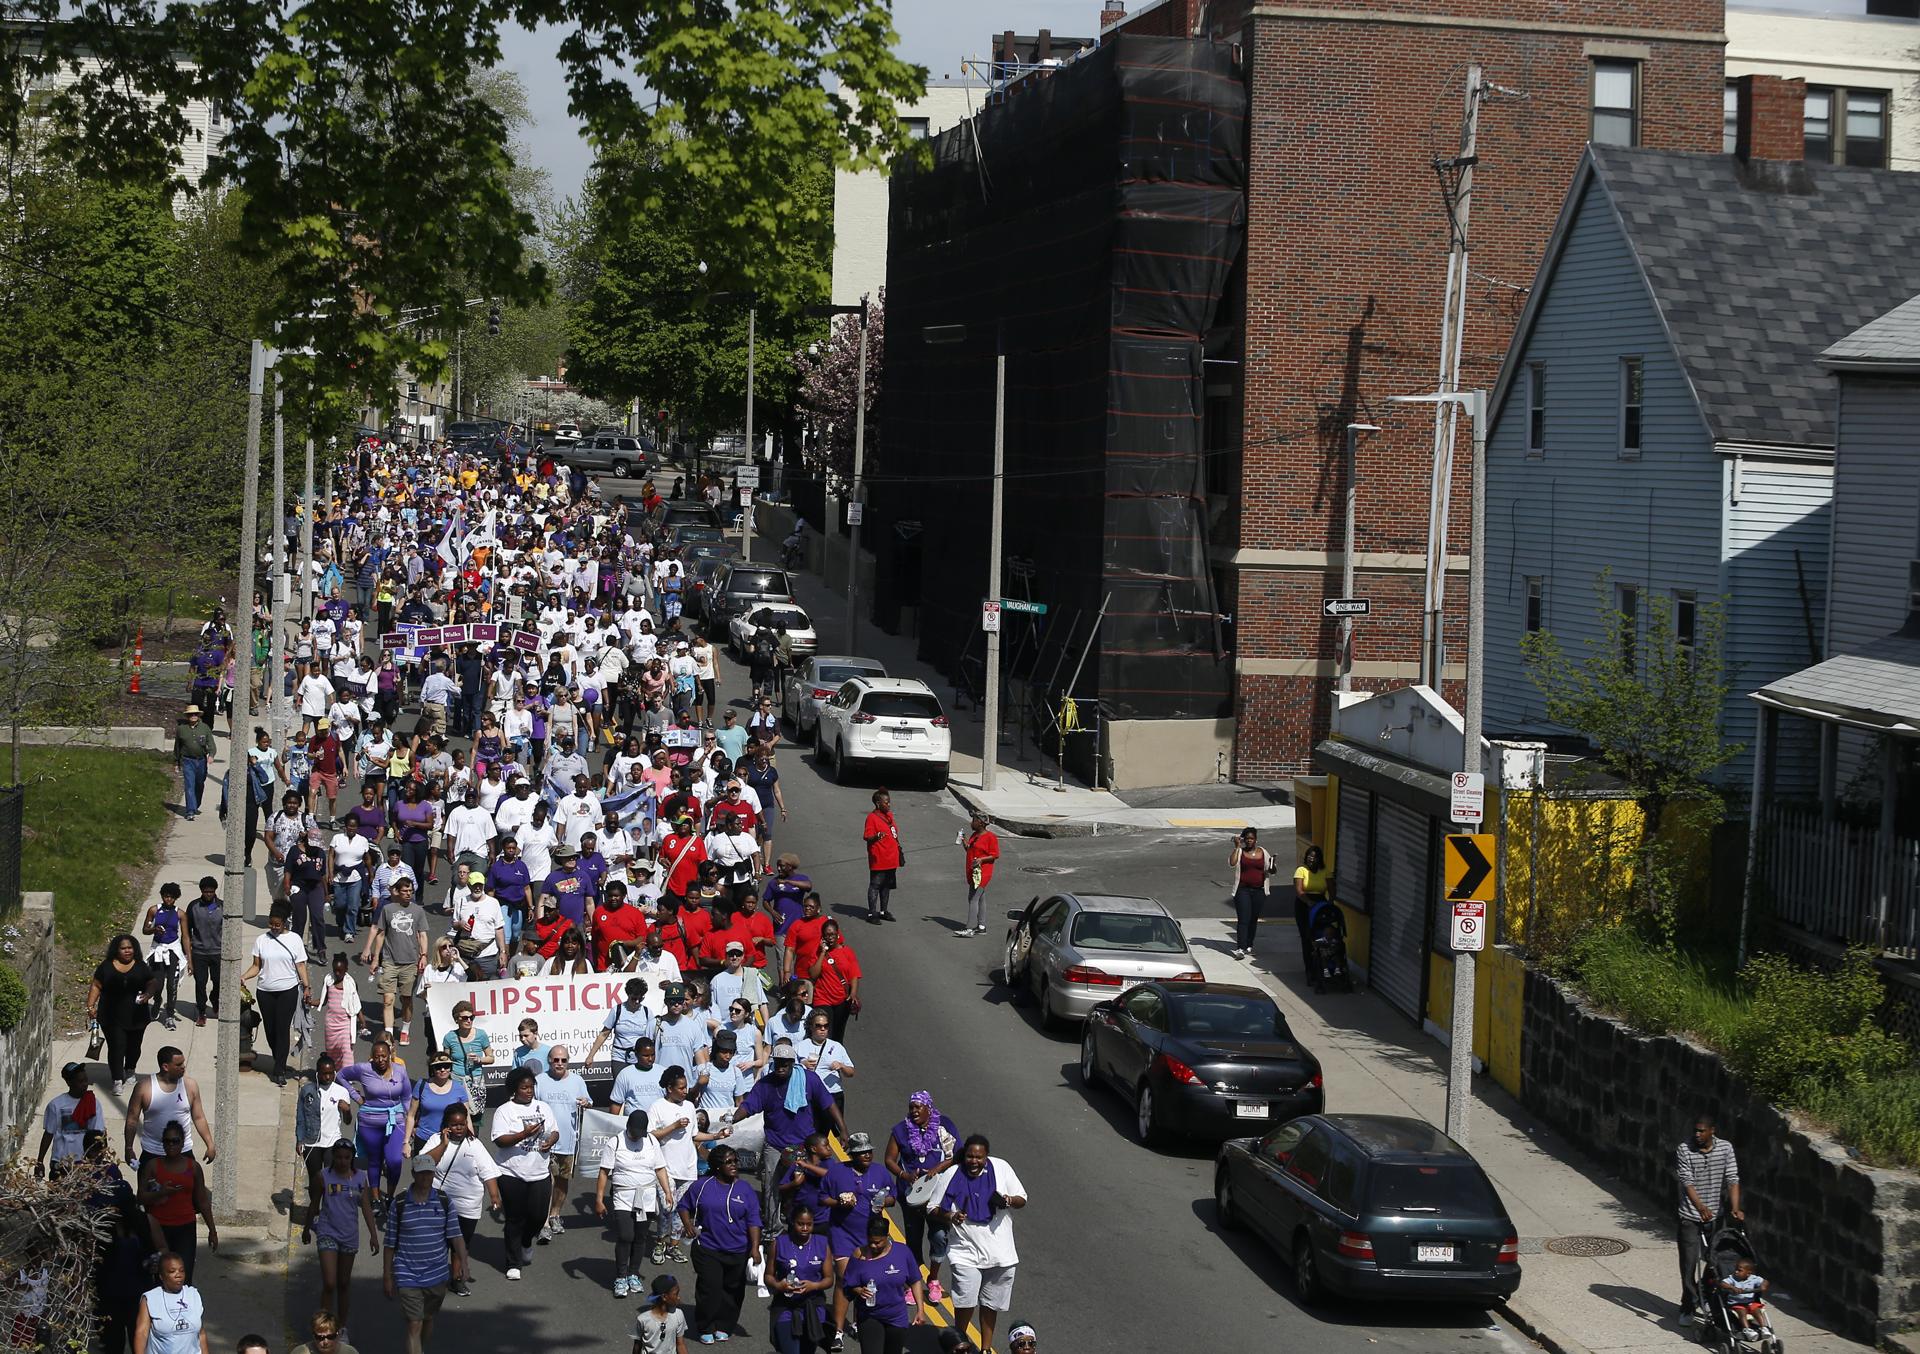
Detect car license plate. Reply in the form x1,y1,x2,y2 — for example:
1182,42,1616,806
890,727,918,739
1233,1102,1269,1119
1416,1244,1455,1264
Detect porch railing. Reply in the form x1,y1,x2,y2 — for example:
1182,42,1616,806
1759,803,1920,958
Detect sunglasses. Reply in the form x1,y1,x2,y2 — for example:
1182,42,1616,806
311,1335,340,1343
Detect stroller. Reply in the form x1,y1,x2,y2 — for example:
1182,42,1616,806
1696,1221,1784,1353
1305,898,1353,994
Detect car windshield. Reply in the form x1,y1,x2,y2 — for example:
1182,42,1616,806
729,570,791,595
818,664,884,686
1169,993,1288,1039
860,692,943,720
1369,1163,1500,1216
1070,910,1184,953
758,609,810,629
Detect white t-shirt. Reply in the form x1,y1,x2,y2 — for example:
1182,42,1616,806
308,1081,353,1149
297,675,335,717
421,1131,504,1219
933,1157,1027,1269
456,893,507,959
329,832,373,884
446,804,496,858
556,792,602,848
651,1097,698,1181
42,1091,104,1161
692,643,716,682
494,793,536,836
516,820,557,883
598,1131,670,1212
490,1099,558,1181
251,930,308,992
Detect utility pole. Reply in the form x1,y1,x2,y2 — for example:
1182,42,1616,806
1420,64,1484,688
269,382,287,731
215,339,267,1216
1339,423,1380,694
983,350,1007,790
300,436,315,624
743,307,756,563
453,329,462,423
845,298,870,654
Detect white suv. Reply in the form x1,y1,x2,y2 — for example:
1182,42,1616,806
817,677,952,788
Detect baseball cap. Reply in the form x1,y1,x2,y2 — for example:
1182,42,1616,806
649,1275,677,1302
724,940,744,955
771,1041,797,1060
467,871,486,885
61,1061,85,1080
410,1154,437,1175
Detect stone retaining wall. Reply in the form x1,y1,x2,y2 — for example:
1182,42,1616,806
1521,968,1920,1343
0,893,56,1155
10,726,168,751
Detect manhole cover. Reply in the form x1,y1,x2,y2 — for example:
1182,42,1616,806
1022,865,1074,875
1544,1235,1631,1257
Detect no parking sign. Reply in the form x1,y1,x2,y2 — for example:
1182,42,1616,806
1450,900,1486,952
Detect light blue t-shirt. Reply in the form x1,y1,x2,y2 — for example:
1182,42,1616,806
706,970,745,1020
141,1285,204,1354
697,1059,750,1113
601,1002,655,1061
534,1071,591,1153
654,1014,711,1077
613,1063,667,1115
714,726,749,763
513,1041,550,1071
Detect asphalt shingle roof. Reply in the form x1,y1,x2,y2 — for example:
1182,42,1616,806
1824,291,1920,365
1592,146,1920,448
1755,631,1920,733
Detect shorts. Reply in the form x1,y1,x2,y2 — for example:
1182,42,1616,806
396,1284,447,1323
949,1263,1016,1311
309,771,341,799
377,961,412,997
316,1235,358,1255
550,1152,575,1184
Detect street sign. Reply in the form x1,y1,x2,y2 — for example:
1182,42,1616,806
1444,833,1496,902
1322,598,1371,617
1450,900,1487,952
999,598,1049,615
846,502,864,526
736,464,760,489
981,600,1002,634
1449,771,1485,825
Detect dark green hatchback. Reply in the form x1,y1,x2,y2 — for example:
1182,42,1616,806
1215,1113,1520,1306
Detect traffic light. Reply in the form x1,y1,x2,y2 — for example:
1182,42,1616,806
487,302,501,337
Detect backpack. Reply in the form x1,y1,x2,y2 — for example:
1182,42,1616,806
392,1187,453,1235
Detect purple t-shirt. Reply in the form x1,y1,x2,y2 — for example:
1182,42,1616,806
889,1112,961,1178
341,1061,412,1113
394,800,435,844
821,1159,893,1257
841,1247,918,1327
681,1176,761,1253
350,804,388,842
314,1167,366,1245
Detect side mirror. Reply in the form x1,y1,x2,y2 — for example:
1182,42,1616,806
1006,910,1027,922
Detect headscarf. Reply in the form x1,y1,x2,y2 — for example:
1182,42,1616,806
903,1092,943,1156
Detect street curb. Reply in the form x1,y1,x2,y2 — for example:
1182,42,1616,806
944,784,1145,839
1499,1296,1597,1354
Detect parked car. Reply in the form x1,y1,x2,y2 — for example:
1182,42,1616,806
815,676,951,787
728,603,817,661
447,419,505,446
707,564,796,628
561,433,651,478
1080,982,1323,1146
682,541,741,565
671,524,727,550
1214,1114,1521,1306
685,557,730,619
783,656,888,740
659,502,723,530
552,422,581,446
1003,893,1201,1028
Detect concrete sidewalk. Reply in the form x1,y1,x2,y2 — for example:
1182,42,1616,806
34,733,300,1351
1189,913,1883,1354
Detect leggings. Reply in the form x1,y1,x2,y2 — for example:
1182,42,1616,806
865,872,894,918
609,1208,665,1277
498,1174,552,1263
1294,894,1318,970
104,1020,146,1083
357,1104,408,1193
1231,885,1265,952
857,1322,909,1354
161,1221,199,1283
691,1243,748,1338
257,986,299,1078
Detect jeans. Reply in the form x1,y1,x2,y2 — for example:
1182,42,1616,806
288,880,328,953
1678,1220,1708,1310
257,985,299,1077
332,877,365,942
691,1243,748,1338
1231,885,1265,951
192,953,219,1016
243,788,264,865
965,884,990,932
759,1145,796,1239
770,1301,829,1354
180,756,208,817
499,1174,552,1266
1294,894,1319,970
400,840,432,898
902,1202,949,1270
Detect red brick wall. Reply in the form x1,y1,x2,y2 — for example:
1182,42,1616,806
1166,2,1725,778
1733,73,1805,162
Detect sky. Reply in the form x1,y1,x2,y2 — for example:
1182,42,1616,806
498,0,1104,203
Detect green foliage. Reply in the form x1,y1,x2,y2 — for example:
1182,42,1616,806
1553,918,1750,1043
11,0,928,417
0,961,26,1032
1800,1072,1920,1168
16,747,171,958
1727,952,1907,1101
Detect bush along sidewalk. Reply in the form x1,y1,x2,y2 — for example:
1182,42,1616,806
1551,919,1917,1166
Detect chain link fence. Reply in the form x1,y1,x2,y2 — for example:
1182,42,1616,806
0,784,20,922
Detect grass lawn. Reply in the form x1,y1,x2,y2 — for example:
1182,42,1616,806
16,745,173,957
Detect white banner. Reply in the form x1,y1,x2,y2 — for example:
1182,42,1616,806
426,970,629,1092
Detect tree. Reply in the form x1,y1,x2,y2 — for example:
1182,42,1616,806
794,292,884,483
8,0,928,417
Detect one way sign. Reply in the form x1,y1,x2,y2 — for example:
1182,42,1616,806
1323,598,1370,618
1444,833,1495,902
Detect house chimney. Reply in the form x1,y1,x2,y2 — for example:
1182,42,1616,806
1101,2,1127,25
1734,74,1806,163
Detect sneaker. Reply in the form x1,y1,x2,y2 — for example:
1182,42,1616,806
649,1248,668,1267
926,1280,943,1303
613,1276,630,1299
549,1215,566,1235
698,1337,715,1346
450,1280,471,1298
714,1333,730,1343
506,1267,522,1281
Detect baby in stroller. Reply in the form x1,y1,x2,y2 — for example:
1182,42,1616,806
1719,1258,1776,1345
1702,1223,1783,1352
1305,898,1352,994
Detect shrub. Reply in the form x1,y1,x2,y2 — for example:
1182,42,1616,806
1726,951,1908,1102
1559,919,1746,1046
0,961,26,1032
1801,1072,1920,1168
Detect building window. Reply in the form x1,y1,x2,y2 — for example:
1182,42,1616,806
1619,357,1644,458
901,117,931,140
1672,589,1697,661
1592,60,1639,147
1806,86,1889,167
1617,583,1640,671
1724,80,1740,154
1526,363,1546,457
1525,577,1544,634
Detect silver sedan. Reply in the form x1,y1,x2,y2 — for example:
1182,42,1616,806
1003,893,1205,1027
781,655,886,740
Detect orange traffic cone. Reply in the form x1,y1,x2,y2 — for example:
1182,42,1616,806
129,626,144,694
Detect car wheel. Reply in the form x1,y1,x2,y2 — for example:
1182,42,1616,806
1039,980,1064,1032
1215,1169,1239,1230
1135,1082,1163,1147
828,740,847,785
1293,1234,1327,1306
927,763,949,790
1003,934,1026,997
613,460,631,478
1078,1027,1102,1088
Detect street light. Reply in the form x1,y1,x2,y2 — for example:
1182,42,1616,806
923,321,1006,792
1387,388,1487,1147
1339,423,1381,694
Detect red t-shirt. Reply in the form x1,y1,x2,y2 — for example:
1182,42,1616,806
724,911,776,969
864,810,901,871
592,902,651,969
785,915,828,979
964,829,1000,888
657,918,697,971
661,833,707,895
812,942,862,1006
707,797,758,833
696,930,738,968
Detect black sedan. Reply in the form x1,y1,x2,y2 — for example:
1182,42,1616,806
1215,1114,1521,1306
1078,981,1324,1146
